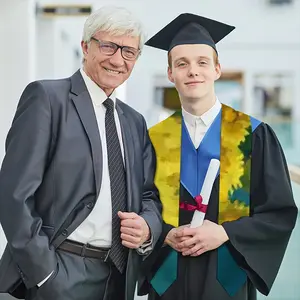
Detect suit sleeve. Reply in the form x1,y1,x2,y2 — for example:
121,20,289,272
138,116,163,253
222,123,298,295
0,81,58,289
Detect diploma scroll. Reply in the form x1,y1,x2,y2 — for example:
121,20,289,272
190,159,220,228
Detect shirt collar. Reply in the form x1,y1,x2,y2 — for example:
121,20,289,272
80,68,116,106
182,98,222,127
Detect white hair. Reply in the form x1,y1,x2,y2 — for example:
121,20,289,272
82,6,146,51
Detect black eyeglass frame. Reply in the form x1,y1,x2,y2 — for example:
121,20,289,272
90,37,141,61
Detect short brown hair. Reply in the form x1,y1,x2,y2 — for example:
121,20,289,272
168,49,219,69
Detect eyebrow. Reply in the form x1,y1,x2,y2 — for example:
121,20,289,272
95,38,139,50
174,56,211,64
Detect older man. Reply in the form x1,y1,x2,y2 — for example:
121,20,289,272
0,6,162,300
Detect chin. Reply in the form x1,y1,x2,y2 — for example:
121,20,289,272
182,86,205,97
102,78,124,89
185,91,208,100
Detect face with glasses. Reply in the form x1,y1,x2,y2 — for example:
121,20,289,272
81,31,140,96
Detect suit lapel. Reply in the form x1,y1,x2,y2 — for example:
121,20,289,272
70,70,103,197
116,101,134,211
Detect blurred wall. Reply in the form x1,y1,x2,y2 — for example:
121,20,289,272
36,17,84,80
0,0,36,254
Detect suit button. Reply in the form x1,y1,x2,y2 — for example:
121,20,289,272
86,202,94,209
62,229,68,236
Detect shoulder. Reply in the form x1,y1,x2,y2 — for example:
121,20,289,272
221,105,280,144
223,105,263,133
36,77,71,95
116,99,145,125
20,77,72,110
22,76,71,98
236,110,272,138
149,111,181,134
252,121,278,140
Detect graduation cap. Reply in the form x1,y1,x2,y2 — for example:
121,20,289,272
145,13,235,54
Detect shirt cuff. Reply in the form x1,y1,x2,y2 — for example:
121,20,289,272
136,234,153,255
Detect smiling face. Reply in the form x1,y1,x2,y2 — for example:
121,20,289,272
81,31,140,96
168,44,221,103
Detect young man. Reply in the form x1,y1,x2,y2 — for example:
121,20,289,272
138,13,298,300
0,6,162,300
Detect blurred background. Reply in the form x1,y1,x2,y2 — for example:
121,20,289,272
0,0,299,299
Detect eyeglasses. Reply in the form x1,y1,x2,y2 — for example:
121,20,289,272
90,37,140,61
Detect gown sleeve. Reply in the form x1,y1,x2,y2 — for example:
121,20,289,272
222,122,298,295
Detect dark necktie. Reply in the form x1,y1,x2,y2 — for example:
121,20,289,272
103,98,127,273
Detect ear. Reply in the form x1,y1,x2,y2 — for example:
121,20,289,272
215,63,222,81
168,66,175,83
81,41,89,59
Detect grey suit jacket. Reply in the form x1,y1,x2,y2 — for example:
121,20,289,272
0,70,162,300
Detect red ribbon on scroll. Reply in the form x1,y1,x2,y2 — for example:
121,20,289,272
179,195,208,213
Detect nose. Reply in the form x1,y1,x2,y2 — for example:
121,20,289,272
109,48,125,68
187,63,199,77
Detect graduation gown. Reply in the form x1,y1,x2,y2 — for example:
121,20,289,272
138,120,298,300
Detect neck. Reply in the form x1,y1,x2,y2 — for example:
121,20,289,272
181,93,216,117
83,65,114,96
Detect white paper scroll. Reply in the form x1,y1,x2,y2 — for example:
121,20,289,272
190,159,220,228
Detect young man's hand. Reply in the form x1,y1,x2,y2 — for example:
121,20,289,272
165,225,192,252
176,220,229,256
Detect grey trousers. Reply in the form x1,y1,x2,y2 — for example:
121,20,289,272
25,249,126,300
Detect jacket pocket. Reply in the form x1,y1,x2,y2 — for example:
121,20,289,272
36,260,59,294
